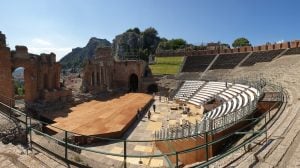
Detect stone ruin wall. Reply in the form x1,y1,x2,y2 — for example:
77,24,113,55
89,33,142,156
83,47,156,93
0,32,72,107
113,60,147,90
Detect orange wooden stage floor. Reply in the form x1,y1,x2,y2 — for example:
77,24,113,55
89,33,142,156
43,93,153,137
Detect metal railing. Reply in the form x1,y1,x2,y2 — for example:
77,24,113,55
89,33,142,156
0,79,285,168
163,79,264,140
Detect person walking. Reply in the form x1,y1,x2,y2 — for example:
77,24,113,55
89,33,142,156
148,111,151,120
137,108,140,120
153,104,156,112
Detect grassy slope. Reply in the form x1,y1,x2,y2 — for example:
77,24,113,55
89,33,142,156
150,56,184,75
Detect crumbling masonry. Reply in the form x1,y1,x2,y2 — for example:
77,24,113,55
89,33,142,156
0,31,72,111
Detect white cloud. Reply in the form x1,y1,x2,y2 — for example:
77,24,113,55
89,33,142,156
26,37,72,61
32,38,52,46
28,47,72,61
276,40,284,44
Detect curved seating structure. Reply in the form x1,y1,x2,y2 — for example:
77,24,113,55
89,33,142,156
174,80,205,101
189,81,232,106
155,80,263,140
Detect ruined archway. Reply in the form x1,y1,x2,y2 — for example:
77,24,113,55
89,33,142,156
0,32,72,111
129,74,138,92
12,67,26,109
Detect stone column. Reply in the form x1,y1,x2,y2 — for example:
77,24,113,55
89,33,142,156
0,47,14,105
94,67,97,86
48,67,54,90
55,64,61,89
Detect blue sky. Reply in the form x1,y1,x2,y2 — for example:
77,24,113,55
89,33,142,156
1,0,300,60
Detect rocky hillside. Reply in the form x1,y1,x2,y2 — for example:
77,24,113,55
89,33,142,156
60,37,111,71
60,27,160,71
112,27,160,61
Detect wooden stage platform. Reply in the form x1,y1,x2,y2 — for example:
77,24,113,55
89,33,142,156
42,93,153,138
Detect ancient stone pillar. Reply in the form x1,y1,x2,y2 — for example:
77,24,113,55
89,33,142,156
0,32,6,47
0,47,13,105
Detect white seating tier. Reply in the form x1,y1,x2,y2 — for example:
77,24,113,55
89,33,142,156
174,81,205,101
174,80,260,121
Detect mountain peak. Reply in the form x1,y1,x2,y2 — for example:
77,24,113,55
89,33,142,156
60,37,112,71
88,37,101,42
88,37,109,45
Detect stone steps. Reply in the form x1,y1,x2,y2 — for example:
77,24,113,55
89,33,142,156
206,55,300,167
0,142,66,168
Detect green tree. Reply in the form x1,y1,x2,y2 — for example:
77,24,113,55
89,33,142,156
168,39,186,50
142,27,158,37
17,87,24,96
126,27,141,34
232,37,251,48
266,42,272,45
221,43,230,48
160,37,168,42
157,38,187,50
14,82,19,94
112,27,160,62
142,27,159,52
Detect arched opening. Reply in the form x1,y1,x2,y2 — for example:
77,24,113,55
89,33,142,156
12,67,25,109
129,74,139,92
147,84,158,94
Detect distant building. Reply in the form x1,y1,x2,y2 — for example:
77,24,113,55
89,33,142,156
206,42,230,51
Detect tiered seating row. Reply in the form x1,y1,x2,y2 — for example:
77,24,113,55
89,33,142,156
181,55,216,72
175,81,259,119
188,82,232,106
203,83,259,120
241,49,284,66
157,80,261,140
174,81,205,101
210,53,249,69
284,47,300,56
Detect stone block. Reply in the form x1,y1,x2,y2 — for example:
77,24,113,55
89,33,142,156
267,44,274,50
260,45,267,51
274,43,282,50
0,31,6,47
233,48,239,53
281,42,290,49
290,41,299,48
14,46,28,59
253,46,261,52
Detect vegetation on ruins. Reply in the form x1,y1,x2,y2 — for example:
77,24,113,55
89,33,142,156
59,27,252,73
12,68,25,96
14,81,24,96
149,56,183,75
232,37,251,48
112,27,160,62
157,38,187,50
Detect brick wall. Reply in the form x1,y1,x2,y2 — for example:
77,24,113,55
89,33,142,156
0,39,71,107
156,40,299,57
